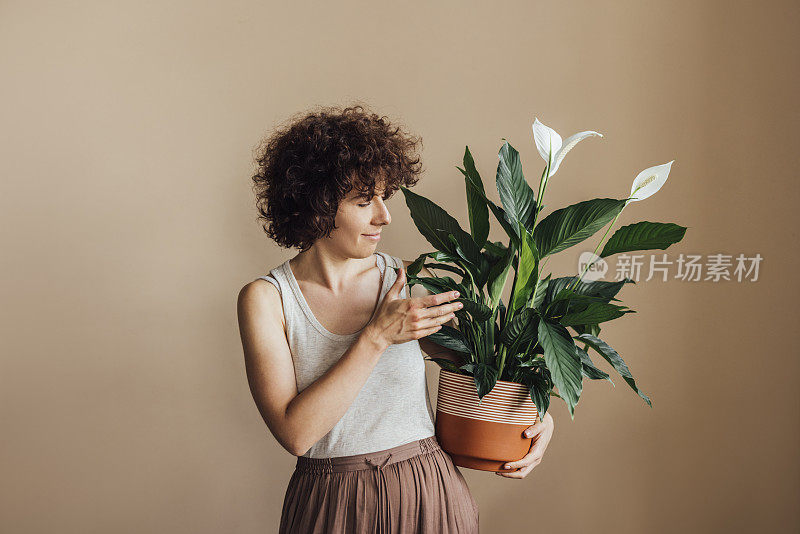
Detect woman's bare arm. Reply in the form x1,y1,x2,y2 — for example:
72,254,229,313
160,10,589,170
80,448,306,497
237,280,389,456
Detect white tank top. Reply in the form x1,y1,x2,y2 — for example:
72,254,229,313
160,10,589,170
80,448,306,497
257,251,436,458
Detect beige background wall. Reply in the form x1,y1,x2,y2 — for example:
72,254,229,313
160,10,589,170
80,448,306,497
2,1,798,532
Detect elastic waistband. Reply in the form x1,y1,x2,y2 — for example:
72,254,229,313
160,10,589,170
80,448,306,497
295,435,441,473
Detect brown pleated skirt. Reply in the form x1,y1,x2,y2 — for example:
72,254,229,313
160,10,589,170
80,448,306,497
279,435,480,533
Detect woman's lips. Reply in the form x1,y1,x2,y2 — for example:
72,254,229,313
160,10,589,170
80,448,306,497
362,233,381,240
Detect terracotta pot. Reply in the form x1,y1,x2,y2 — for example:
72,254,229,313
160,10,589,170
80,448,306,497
435,368,539,472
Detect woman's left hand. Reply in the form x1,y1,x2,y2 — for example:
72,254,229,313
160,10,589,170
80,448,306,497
495,411,554,479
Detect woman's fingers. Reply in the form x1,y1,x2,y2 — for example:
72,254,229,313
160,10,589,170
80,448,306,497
411,292,462,331
413,290,463,320
379,278,462,344
413,324,444,339
413,311,455,332
417,300,463,320
386,267,406,298
418,290,459,308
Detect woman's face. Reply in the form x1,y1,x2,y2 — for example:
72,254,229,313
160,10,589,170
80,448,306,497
329,183,392,255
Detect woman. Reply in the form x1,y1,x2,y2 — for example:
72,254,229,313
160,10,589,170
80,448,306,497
237,104,554,533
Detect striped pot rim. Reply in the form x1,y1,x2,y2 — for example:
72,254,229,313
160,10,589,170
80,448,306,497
436,368,539,426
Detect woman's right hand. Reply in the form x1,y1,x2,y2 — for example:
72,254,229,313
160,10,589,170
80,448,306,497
363,266,464,348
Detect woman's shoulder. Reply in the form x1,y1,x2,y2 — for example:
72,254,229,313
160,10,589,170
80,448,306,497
238,263,287,321
237,278,287,338
238,277,282,313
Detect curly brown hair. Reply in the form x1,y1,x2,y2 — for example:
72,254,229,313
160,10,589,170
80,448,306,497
251,104,424,252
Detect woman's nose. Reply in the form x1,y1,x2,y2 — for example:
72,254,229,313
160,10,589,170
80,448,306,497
375,201,391,224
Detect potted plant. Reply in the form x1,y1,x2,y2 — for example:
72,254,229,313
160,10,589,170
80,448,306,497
393,117,687,472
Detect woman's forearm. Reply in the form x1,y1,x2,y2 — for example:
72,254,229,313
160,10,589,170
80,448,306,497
283,329,389,456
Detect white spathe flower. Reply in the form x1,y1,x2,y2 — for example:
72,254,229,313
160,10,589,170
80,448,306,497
532,117,603,178
627,161,675,203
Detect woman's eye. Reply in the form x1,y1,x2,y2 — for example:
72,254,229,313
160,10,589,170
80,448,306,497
358,192,391,207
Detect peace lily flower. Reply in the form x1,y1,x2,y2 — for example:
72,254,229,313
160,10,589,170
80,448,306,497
627,160,675,204
532,117,603,178
573,159,677,287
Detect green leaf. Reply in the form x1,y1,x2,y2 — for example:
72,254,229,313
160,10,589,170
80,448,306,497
460,146,490,249
422,262,467,278
496,141,537,236
400,186,482,264
543,288,612,320
575,333,652,407
560,301,635,326
531,273,550,310
404,273,460,294
544,276,635,309
575,346,614,383
405,252,467,280
428,251,463,263
424,357,463,373
601,221,688,257
522,362,552,418
500,307,539,349
537,319,583,418
483,240,508,258
456,166,521,249
439,232,490,287
423,324,472,354
402,253,431,277
472,361,499,399
533,198,627,257
455,297,493,322
486,244,515,308
510,224,539,312
492,200,523,250
530,382,551,419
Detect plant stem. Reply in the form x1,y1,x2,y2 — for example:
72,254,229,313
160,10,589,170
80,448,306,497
568,209,623,292
539,256,550,276
525,156,552,314
505,253,520,326
530,256,551,309
531,157,551,231
530,263,540,310
460,261,476,297
498,155,553,378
